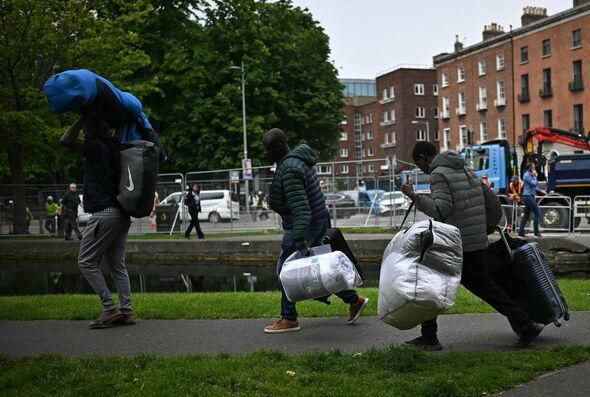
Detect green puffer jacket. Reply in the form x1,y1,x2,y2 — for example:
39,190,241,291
269,145,329,242
415,151,488,252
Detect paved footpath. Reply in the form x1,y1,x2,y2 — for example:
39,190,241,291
1,312,589,357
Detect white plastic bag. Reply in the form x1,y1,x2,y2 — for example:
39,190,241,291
280,247,363,302
378,220,463,330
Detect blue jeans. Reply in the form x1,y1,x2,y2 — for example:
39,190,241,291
519,195,541,235
277,216,358,320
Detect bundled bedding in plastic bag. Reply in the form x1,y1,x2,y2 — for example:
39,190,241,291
378,220,463,330
280,247,363,302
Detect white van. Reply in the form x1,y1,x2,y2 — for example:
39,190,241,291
160,190,240,223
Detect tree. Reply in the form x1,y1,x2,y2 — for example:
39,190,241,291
0,0,153,233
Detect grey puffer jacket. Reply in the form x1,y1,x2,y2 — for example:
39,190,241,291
415,151,488,252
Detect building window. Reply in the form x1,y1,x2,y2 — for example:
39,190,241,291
341,165,349,174
480,121,488,142
390,86,395,99
366,131,374,140
433,84,439,96
522,114,530,135
416,106,426,118
340,132,348,141
416,130,427,141
340,148,349,158
519,74,530,101
442,72,449,87
434,130,440,141
443,128,451,151
367,147,374,157
341,117,347,125
571,60,583,91
457,66,465,82
317,165,332,175
498,118,506,139
544,110,553,128
361,133,365,141
478,59,486,76
383,111,389,122
541,68,552,96
478,85,487,108
542,39,551,57
574,104,584,133
573,29,582,48
520,46,528,63
496,80,506,105
457,92,466,115
382,88,388,100
368,164,375,173
390,109,396,123
459,125,467,149
496,53,505,70
433,107,439,118
414,84,425,95
442,96,450,118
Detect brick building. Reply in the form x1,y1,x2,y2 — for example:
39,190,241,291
333,67,438,181
434,1,590,156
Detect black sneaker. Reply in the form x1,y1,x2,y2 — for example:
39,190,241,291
516,322,545,347
403,336,443,351
534,233,543,238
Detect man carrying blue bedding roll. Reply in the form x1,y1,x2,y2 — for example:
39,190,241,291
262,128,368,333
401,142,544,350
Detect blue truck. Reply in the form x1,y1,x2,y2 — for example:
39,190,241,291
403,127,590,229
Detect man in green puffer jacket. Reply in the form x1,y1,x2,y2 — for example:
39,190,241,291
262,128,368,334
401,142,544,350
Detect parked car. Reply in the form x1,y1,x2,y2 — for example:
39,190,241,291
358,190,385,215
379,191,410,216
324,192,357,218
160,190,240,223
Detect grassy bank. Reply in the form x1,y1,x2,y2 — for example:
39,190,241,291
1,279,588,320
2,346,590,396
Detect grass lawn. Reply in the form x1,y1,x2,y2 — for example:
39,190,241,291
1,346,590,396
1,279,588,320
0,226,393,240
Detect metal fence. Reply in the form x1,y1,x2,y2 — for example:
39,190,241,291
1,161,589,236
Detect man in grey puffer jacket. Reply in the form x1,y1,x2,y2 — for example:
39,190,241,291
401,142,544,350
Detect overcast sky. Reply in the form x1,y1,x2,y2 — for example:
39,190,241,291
292,0,571,78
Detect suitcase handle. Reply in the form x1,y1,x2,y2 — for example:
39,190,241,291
496,226,514,261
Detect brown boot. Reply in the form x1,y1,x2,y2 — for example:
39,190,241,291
264,318,300,334
348,295,369,324
89,308,123,329
114,313,137,326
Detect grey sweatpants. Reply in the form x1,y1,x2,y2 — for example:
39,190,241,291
78,207,132,313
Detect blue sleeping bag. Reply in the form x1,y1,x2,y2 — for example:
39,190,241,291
44,69,167,162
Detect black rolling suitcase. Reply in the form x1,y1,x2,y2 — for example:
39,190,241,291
323,227,366,281
495,227,570,327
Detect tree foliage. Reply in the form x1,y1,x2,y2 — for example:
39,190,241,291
0,0,343,231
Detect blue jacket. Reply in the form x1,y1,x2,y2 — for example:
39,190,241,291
522,171,545,196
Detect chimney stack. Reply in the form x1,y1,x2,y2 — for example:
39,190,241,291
574,0,590,7
482,23,505,41
521,6,548,27
454,35,464,52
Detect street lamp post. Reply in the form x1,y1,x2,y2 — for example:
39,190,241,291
230,61,250,220
411,120,430,142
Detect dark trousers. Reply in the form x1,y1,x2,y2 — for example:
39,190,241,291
64,208,82,239
44,217,55,234
519,195,541,235
185,208,204,238
277,215,357,320
421,249,531,338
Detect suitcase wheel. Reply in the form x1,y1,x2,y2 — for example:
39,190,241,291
564,312,570,321
553,320,562,327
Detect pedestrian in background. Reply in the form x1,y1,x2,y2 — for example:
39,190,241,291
25,206,32,234
61,183,83,240
44,196,59,235
481,173,494,188
262,128,368,333
185,183,205,240
518,163,546,238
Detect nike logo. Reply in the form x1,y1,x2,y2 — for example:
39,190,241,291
125,166,135,192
